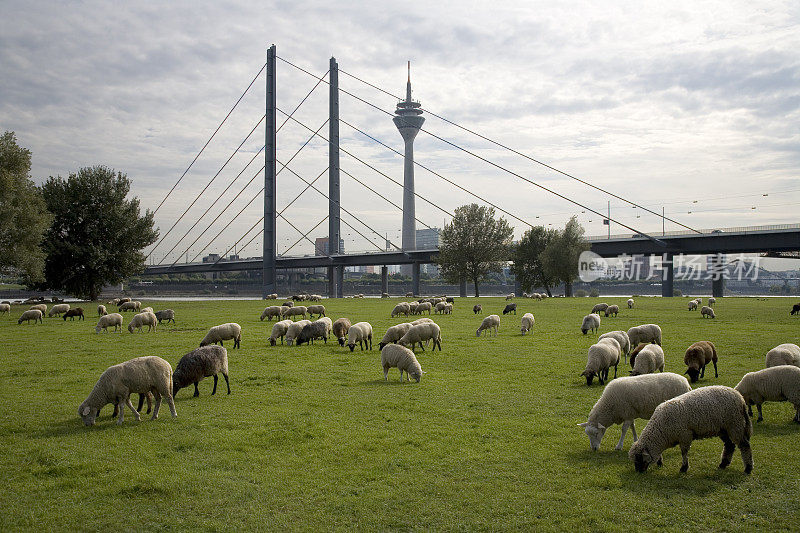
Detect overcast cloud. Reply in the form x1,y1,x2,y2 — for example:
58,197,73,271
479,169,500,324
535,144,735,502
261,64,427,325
1,0,798,263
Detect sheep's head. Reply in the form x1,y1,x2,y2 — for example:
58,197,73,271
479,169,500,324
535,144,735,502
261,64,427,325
79,404,98,426
581,328,588,335
338,337,345,347
348,342,356,352
127,323,134,333
269,337,277,346
685,365,701,383
95,325,102,333
629,441,655,473
578,422,606,451
378,342,388,350
581,370,596,386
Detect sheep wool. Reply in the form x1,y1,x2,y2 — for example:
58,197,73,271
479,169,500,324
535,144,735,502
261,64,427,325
629,344,665,376
604,305,619,317
581,313,601,335
48,303,70,317
684,341,718,383
735,365,800,423
0,303,10,315
627,298,634,309
154,309,175,324
269,319,293,346
96,313,123,333
473,304,482,314
599,330,631,362
173,346,230,398
307,305,326,318
379,323,414,350
260,305,283,321
127,311,157,333
398,322,442,352
97,304,107,316
29,303,47,315
333,318,352,347
200,323,242,349
591,303,609,314
579,372,692,451
391,302,411,318
476,315,500,337
765,343,800,368
18,309,43,324
284,320,312,346
629,386,752,474
78,355,177,426
700,306,715,318
520,313,535,335
581,338,620,386
347,322,373,352
381,344,424,382
626,324,662,347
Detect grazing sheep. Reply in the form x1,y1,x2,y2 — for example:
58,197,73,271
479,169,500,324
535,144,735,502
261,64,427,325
307,304,326,318
119,301,139,312
581,313,601,335
434,302,448,314
684,341,718,383
333,318,352,347
626,324,662,347
78,355,177,426
48,303,70,317
200,323,242,349
379,323,414,350
97,304,107,316
629,344,665,376
269,319,293,346
735,365,800,423
173,345,230,398
791,303,800,316
0,303,10,315
381,292,389,298
408,301,419,314
520,313,535,335
579,372,692,451
140,307,154,314
282,305,308,320
307,294,323,301
398,322,442,352
127,311,157,333
473,304,482,314
581,337,621,386
591,303,609,314
502,303,517,315
381,344,424,382
629,386,753,474
405,292,414,298
411,317,435,325
445,297,454,304
766,343,800,368
291,294,307,301
117,297,131,304
284,320,312,346
627,298,634,309
108,298,120,305
95,313,123,333
264,293,278,299
282,301,294,308
700,306,715,319
476,314,500,337
18,309,43,324
260,305,283,321
391,302,411,318
505,293,515,300
688,300,698,311
708,297,716,306
154,309,175,324
296,319,331,345
63,307,85,321
604,305,619,318
415,301,432,315
347,322,373,351
599,330,631,363
29,303,47,315
443,303,453,314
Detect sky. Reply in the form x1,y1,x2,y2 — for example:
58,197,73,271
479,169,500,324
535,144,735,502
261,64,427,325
2,0,799,266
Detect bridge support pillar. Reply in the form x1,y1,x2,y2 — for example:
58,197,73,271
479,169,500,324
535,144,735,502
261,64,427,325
336,266,344,298
381,266,388,295
412,263,420,296
661,253,674,297
459,280,467,297
327,266,336,298
262,44,277,297
710,253,725,297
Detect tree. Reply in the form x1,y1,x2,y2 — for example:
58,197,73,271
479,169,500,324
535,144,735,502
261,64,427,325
37,166,158,300
510,225,559,297
0,131,52,283
541,216,590,297
436,204,514,296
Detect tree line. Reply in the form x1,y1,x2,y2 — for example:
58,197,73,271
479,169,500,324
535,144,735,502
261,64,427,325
0,131,157,300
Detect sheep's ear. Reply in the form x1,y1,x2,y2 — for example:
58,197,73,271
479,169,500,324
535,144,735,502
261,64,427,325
81,406,91,416
597,423,606,431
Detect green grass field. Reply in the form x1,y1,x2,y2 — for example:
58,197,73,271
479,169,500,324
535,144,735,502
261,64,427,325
1,296,799,531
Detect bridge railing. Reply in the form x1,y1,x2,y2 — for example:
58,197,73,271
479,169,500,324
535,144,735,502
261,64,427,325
586,223,800,241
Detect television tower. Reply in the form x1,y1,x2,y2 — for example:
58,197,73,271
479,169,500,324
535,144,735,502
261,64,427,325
393,62,424,265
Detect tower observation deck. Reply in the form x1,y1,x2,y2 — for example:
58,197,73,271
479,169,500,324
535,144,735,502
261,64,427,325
393,62,425,264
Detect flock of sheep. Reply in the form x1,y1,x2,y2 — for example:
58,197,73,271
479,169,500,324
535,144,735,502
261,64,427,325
576,297,800,474
4,292,799,476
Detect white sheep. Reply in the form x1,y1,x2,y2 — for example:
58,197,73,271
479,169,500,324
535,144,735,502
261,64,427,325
434,301,447,314
260,305,283,321
127,311,157,333
629,343,665,376
347,321,373,351
415,301,432,315
700,306,715,318
581,337,621,385
264,293,278,299
97,304,107,316
411,317,435,325
391,302,410,318
95,313,123,333
581,313,601,335
284,319,312,346
626,324,662,347
119,301,139,312
378,323,413,350
282,305,308,320
0,303,10,315
708,297,716,306
591,303,609,314
629,386,753,474
599,330,631,363
200,323,242,349
765,343,800,368
408,301,419,314
398,322,441,352
443,303,453,314
627,298,634,309
735,365,800,423
29,303,47,315
520,313,535,335
688,300,698,311
604,305,619,317
48,303,70,317
476,314,500,337
505,293,515,300
140,307,154,314
333,318,351,347
579,372,692,451
18,309,43,324
269,319,293,346
78,355,177,426
307,304,326,318
381,344,424,382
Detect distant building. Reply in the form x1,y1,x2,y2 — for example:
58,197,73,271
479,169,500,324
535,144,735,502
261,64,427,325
315,237,345,256
416,228,440,276
202,254,220,263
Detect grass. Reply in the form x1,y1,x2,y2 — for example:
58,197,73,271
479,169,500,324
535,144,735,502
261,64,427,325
1,296,799,531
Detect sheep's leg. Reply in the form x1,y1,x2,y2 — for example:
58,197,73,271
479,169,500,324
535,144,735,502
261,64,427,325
713,360,718,378
223,373,230,394
747,403,753,417
719,432,736,469
739,437,753,474
212,375,219,395
616,421,631,450
193,382,200,397
756,404,763,422
679,442,691,473
700,364,706,379
613,363,618,379
630,422,638,442
151,390,162,420
383,367,389,381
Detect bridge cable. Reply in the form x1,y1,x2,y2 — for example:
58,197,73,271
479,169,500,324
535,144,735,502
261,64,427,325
340,168,434,229
152,61,267,216
281,216,329,257
337,66,701,234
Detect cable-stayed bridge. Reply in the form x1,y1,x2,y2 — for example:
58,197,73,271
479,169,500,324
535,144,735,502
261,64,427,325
143,45,800,298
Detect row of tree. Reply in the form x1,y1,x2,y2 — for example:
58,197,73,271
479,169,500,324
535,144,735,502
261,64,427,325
436,204,589,296
0,132,157,300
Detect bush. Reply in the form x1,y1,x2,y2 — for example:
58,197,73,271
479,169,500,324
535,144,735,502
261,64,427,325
589,288,600,298
672,289,682,297
574,289,588,297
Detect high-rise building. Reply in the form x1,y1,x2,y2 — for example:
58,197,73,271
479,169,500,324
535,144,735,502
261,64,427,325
416,228,440,276
314,237,345,256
